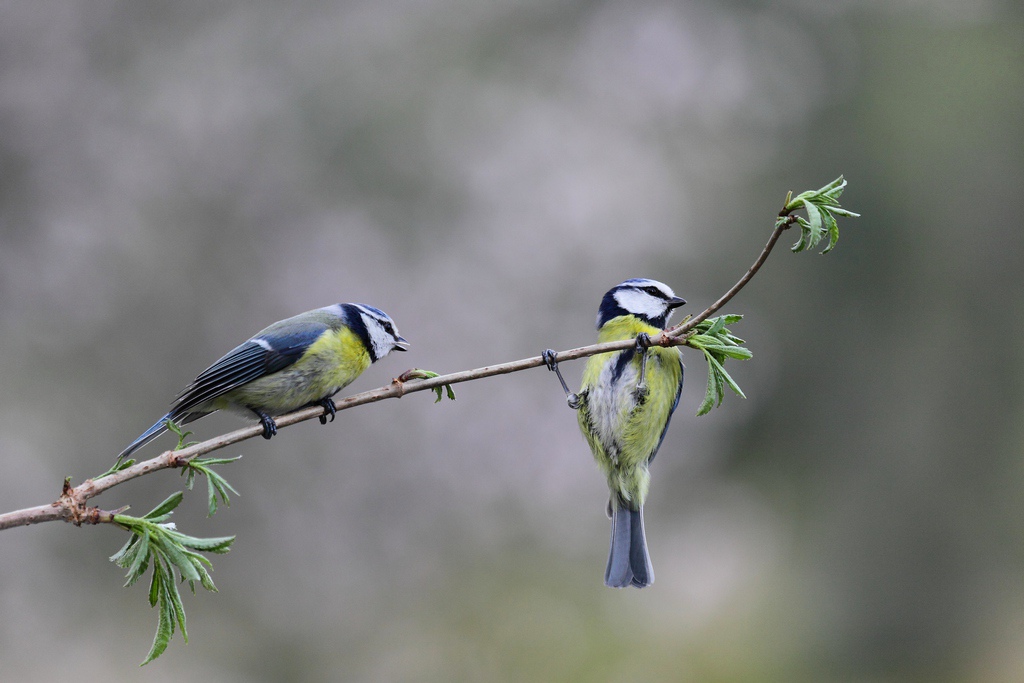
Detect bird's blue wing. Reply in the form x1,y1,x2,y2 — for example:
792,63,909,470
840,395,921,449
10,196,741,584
647,354,684,465
170,322,329,416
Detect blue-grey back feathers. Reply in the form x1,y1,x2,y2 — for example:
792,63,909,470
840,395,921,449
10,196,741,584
172,339,301,416
117,302,406,462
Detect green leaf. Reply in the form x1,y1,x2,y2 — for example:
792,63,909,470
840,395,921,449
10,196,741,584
164,419,195,450
178,547,214,570
110,534,136,565
125,533,152,587
192,558,218,592
432,381,457,402
214,471,240,497
173,533,236,553
205,477,218,516
802,198,823,241
157,532,201,584
707,353,747,399
144,492,184,521
96,457,135,479
705,316,726,337
724,347,753,360
696,354,718,417
195,456,244,466
791,216,810,253
821,209,840,254
709,345,753,360
142,566,172,665
818,175,846,197
165,574,187,643
147,559,162,608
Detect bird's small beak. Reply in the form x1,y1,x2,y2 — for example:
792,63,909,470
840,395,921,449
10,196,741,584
668,296,687,309
394,336,410,351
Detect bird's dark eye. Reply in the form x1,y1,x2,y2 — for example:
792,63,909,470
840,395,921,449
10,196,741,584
643,286,662,297
384,322,394,334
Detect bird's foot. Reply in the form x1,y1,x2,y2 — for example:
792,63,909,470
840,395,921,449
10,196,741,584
634,334,651,398
252,409,278,439
542,349,581,410
316,397,337,425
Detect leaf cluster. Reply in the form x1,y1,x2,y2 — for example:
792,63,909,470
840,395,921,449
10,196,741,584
110,492,235,664
172,420,241,516
183,456,241,517
398,368,457,402
780,175,860,254
685,315,752,416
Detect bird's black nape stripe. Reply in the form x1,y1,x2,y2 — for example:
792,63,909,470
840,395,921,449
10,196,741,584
597,292,628,330
341,303,376,362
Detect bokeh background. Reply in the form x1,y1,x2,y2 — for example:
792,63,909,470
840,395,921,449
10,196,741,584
1,1,1022,681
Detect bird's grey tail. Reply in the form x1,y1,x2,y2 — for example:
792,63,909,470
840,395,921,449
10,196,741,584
117,412,207,463
117,415,172,463
605,505,654,588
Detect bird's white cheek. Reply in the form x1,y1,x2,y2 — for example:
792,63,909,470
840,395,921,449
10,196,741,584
364,327,393,361
613,290,665,321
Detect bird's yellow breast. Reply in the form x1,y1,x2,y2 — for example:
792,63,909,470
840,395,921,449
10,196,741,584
302,325,373,388
594,316,661,345
578,315,683,506
220,326,372,415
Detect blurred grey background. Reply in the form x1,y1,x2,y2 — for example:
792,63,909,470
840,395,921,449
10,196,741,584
1,1,1022,681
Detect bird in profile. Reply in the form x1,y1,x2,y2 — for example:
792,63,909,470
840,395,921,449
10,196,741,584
118,303,408,463
545,278,685,588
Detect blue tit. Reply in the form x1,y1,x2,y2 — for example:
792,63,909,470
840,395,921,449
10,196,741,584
118,303,408,462
575,279,686,588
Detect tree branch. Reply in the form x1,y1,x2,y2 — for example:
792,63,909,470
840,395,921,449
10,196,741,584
0,479,122,530
667,214,796,338
0,189,817,533
0,176,857,668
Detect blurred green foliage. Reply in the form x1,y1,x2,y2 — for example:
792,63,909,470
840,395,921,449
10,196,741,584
0,2,1022,681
